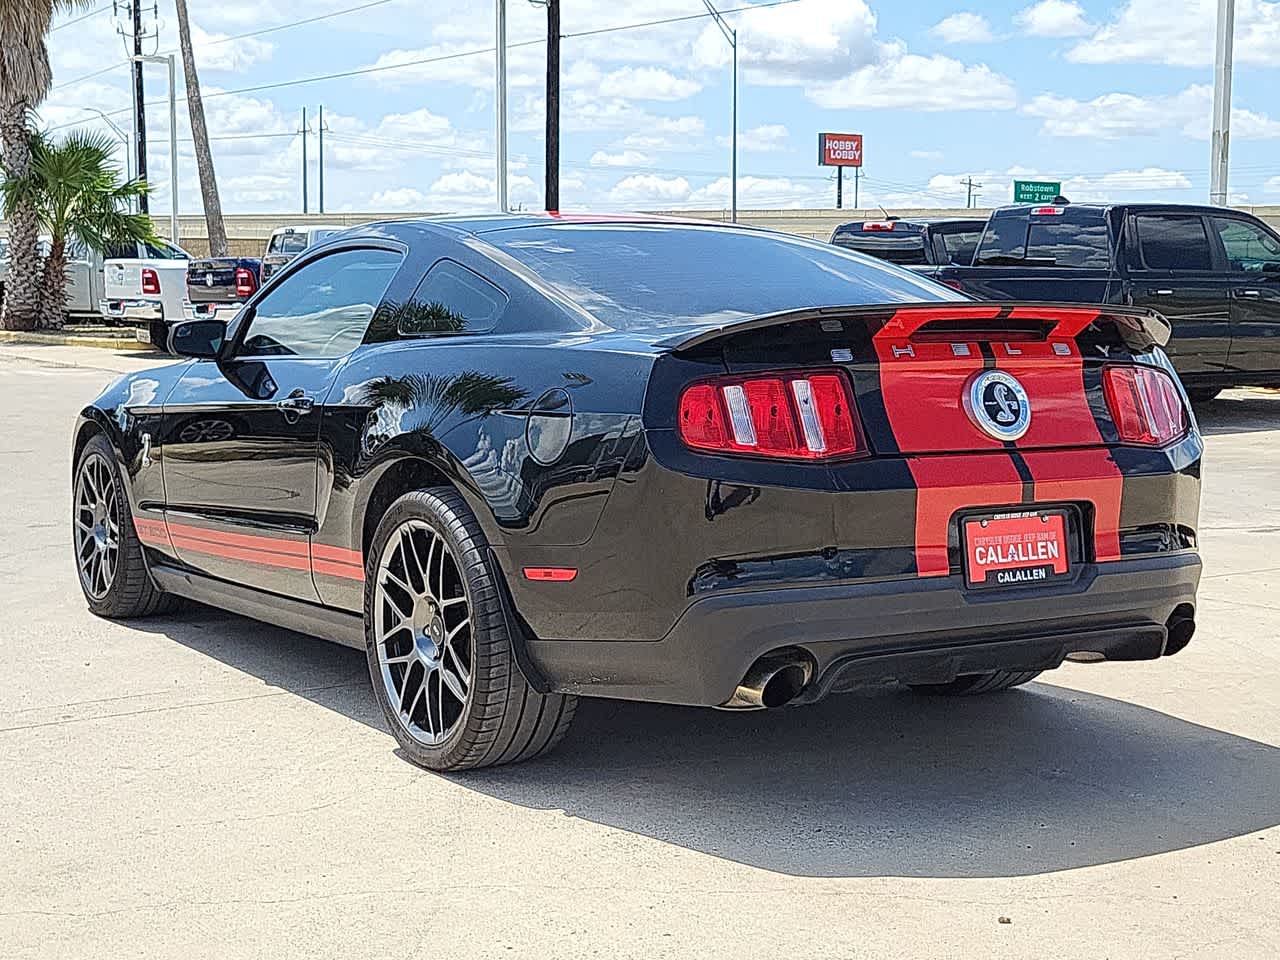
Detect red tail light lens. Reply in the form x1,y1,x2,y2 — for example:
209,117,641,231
678,371,865,460
234,266,256,298
141,268,160,296
1103,365,1188,446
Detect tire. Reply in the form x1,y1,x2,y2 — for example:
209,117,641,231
908,670,1042,696
72,433,174,619
149,319,171,353
1187,387,1221,403
364,487,577,772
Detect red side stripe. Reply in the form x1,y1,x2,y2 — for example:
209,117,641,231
168,533,312,572
311,543,363,565
166,521,310,557
906,454,1025,577
312,557,366,581
133,516,173,549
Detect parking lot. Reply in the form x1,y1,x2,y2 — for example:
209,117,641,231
1,341,1277,959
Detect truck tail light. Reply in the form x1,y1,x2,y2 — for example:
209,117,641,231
862,221,895,231
1030,206,1065,216
234,267,256,298
141,268,160,296
1103,365,1188,446
678,371,866,461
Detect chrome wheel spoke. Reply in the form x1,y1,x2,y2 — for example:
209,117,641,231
374,518,473,747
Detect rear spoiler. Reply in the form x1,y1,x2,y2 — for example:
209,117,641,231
657,303,1171,355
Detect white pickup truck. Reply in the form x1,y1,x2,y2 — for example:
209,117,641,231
99,240,190,347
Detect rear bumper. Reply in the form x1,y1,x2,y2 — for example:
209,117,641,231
525,553,1201,707
183,300,243,323
99,297,162,322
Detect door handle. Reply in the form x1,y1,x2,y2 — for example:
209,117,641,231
1151,289,1174,296
1236,288,1262,298
276,391,315,416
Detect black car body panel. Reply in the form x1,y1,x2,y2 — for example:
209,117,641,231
74,216,1203,708
931,202,1280,389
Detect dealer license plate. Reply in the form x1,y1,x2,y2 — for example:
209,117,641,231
964,511,1070,589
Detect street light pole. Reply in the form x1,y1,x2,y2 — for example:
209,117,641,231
701,1,737,222
495,0,509,212
133,54,179,245
1210,0,1235,206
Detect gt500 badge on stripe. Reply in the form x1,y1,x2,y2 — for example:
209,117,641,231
964,511,1070,588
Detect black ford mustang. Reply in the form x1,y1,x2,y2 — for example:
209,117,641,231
72,215,1203,771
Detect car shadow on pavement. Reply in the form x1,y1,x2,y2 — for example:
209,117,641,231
1193,392,1280,436
148,606,1280,880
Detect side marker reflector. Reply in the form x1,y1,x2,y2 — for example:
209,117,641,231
523,567,578,582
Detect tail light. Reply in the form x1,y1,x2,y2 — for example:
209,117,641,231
678,371,865,461
862,221,895,232
1103,365,1188,446
141,268,160,296
1031,206,1065,216
234,266,256,298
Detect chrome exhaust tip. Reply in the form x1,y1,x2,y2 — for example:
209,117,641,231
721,652,813,710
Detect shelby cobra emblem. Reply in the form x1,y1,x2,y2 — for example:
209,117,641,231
965,369,1031,441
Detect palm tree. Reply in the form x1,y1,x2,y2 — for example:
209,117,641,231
2,131,156,328
173,0,228,257
0,0,95,330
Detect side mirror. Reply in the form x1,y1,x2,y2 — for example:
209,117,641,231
170,319,225,359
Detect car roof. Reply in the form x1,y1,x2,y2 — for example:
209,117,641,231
833,217,986,231
994,202,1233,218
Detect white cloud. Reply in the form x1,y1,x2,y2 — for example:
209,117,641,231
1068,0,1280,66
608,174,692,205
1015,0,1093,37
692,0,881,84
369,188,431,211
597,67,701,101
910,149,945,160
931,13,997,44
810,51,1017,111
191,25,274,72
716,124,790,153
1265,176,1280,193
1024,84,1280,140
589,150,653,168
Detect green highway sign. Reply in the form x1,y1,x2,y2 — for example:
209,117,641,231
1013,180,1062,203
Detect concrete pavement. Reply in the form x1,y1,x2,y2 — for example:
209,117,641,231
1,345,1277,960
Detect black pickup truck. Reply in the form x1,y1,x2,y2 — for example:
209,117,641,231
183,256,262,326
932,202,1280,398
831,217,986,268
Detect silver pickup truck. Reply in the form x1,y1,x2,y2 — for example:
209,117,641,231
0,236,108,322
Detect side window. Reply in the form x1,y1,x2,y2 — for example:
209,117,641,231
1135,215,1212,271
940,229,981,265
1212,218,1280,273
370,259,507,341
239,248,403,358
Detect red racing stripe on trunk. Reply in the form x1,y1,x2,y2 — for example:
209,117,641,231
1020,449,1125,562
907,454,1025,577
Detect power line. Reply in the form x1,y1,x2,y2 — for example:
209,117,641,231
49,0,806,113
52,4,110,31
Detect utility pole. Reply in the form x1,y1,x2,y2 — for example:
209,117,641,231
853,167,860,209
300,107,309,214
318,105,328,214
836,168,842,209
118,1,154,213
495,0,509,212
543,0,560,211
1210,0,1235,205
963,177,983,208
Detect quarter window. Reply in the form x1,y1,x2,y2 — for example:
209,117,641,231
374,260,508,339
239,248,402,358
1135,215,1213,271
1212,218,1280,273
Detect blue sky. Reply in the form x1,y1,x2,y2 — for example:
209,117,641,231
41,0,1280,214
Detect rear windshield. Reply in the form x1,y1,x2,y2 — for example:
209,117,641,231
976,213,1109,268
832,229,928,265
270,232,309,255
938,229,981,265
489,224,959,330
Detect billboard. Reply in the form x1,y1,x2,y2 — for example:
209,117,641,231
818,132,863,167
